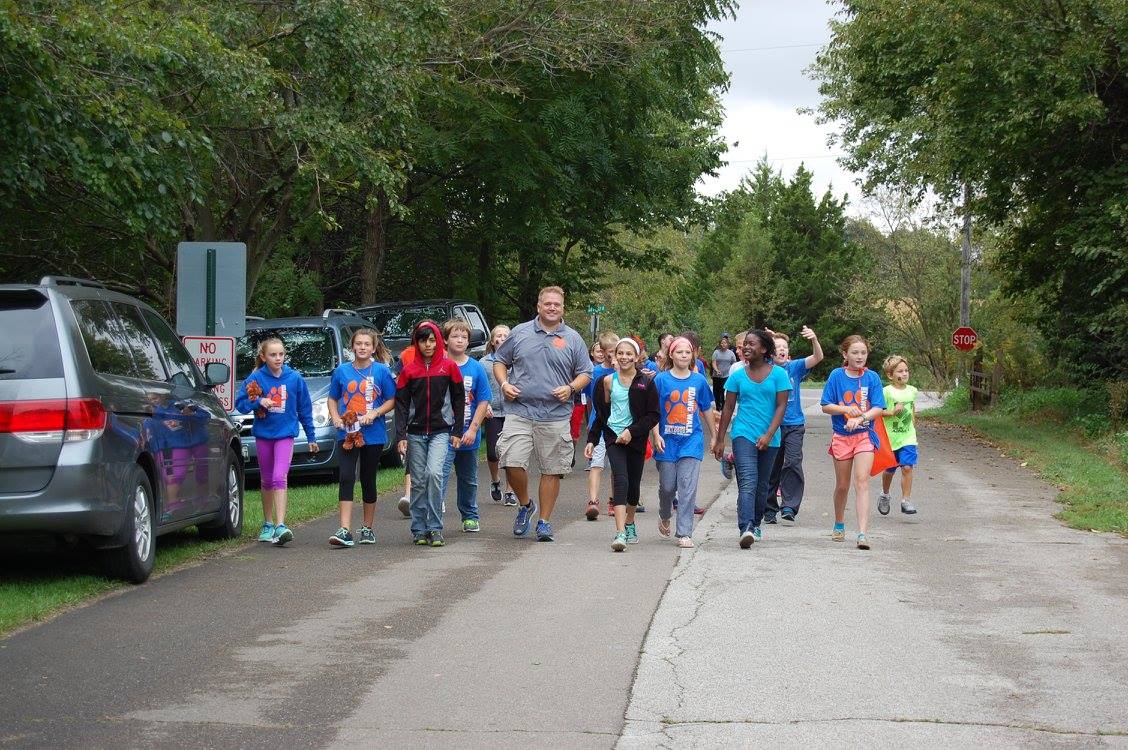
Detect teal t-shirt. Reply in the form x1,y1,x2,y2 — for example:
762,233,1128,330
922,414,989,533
609,372,633,434
724,364,791,447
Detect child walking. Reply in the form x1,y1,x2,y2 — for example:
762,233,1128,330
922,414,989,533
652,336,716,548
439,318,491,533
712,330,790,549
482,325,517,506
326,329,396,547
820,335,887,550
585,338,658,552
395,321,465,548
235,337,318,546
878,355,919,515
584,330,619,520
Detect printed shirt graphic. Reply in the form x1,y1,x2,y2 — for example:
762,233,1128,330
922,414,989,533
654,370,713,462
454,357,490,452
882,383,918,450
329,362,396,444
725,365,791,447
265,384,288,413
782,359,812,426
820,367,887,436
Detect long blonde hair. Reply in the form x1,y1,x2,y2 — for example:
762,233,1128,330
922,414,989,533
256,337,284,369
485,324,511,354
351,328,390,365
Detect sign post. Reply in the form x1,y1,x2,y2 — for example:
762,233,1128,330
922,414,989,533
951,326,978,352
177,242,247,337
182,336,237,411
586,304,606,344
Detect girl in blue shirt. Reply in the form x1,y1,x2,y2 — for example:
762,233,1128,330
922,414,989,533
712,329,790,549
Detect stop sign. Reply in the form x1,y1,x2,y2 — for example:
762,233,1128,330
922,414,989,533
952,326,978,352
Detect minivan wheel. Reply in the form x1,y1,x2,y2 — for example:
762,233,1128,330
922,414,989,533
103,466,156,584
199,451,244,541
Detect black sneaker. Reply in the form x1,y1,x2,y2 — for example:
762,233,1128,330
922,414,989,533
430,531,445,547
413,533,429,546
780,508,796,523
764,513,778,525
358,526,376,545
491,482,502,503
636,504,647,513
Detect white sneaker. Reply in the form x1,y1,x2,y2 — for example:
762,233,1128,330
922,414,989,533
397,495,410,518
878,493,891,516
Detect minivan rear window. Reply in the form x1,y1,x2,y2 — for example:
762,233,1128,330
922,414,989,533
0,290,64,380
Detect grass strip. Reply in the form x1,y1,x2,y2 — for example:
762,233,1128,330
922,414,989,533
0,468,405,635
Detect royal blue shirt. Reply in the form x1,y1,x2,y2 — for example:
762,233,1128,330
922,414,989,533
782,359,812,426
820,367,887,436
653,370,714,462
452,356,491,452
328,361,396,445
586,364,614,427
234,365,316,442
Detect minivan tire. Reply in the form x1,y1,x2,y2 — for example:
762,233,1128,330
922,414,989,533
199,451,244,541
103,466,156,584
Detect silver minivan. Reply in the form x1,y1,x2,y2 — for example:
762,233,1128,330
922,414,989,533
0,277,244,582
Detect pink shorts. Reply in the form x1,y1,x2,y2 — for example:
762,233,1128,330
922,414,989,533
828,432,874,461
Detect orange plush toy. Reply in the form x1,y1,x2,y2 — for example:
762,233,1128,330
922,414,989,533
342,410,366,450
245,380,266,418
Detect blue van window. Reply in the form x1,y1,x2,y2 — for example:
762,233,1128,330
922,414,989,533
71,299,137,378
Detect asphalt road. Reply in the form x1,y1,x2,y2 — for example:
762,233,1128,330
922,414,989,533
0,444,727,749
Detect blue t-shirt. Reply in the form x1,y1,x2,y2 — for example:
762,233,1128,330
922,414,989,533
782,359,812,426
586,364,614,427
653,370,714,462
724,364,791,447
820,367,887,436
452,357,491,451
643,360,659,373
328,361,397,445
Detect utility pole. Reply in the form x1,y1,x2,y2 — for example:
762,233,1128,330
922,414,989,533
961,183,972,327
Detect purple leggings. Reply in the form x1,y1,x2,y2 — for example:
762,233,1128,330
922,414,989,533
257,437,294,490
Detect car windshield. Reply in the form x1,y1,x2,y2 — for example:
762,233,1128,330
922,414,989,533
236,327,336,380
366,304,448,338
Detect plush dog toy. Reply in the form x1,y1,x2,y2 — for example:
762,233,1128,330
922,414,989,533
342,410,366,450
245,380,266,418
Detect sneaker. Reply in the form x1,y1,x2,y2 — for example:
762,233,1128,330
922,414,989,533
878,493,891,515
462,519,481,533
397,495,410,518
358,526,376,544
720,452,734,479
607,500,614,518
832,524,846,542
780,508,796,523
430,531,445,547
513,500,537,537
491,482,502,503
257,522,275,542
901,500,918,515
585,500,600,521
657,517,671,538
636,504,646,513
677,536,695,549
857,532,870,550
611,532,627,552
625,523,639,544
739,528,754,549
535,519,554,542
272,524,293,546
752,526,762,543
503,491,519,507
764,512,777,525
693,506,706,516
413,534,429,546
329,527,355,547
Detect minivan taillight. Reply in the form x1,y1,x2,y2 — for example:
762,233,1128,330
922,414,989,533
0,398,107,443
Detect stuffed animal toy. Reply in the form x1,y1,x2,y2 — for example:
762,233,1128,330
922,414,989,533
342,410,366,450
245,380,266,418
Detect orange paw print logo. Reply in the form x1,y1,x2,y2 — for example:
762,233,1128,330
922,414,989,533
344,379,367,416
664,389,692,428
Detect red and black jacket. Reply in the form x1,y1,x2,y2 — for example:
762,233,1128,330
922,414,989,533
587,369,659,454
394,321,465,442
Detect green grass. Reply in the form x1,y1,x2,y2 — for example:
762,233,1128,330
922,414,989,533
925,388,1127,536
0,467,405,635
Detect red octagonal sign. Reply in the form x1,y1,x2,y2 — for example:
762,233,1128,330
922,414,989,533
952,326,978,352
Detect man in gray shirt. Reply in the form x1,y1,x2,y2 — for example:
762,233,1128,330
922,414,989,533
711,333,736,410
492,286,592,542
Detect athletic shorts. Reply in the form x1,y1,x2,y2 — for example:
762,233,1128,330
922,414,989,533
498,414,573,476
828,431,874,461
884,444,918,472
586,435,606,470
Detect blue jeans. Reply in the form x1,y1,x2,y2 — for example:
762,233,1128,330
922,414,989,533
440,446,480,522
732,436,779,532
408,433,450,534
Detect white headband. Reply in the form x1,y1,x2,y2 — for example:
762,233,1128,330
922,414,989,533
617,337,641,355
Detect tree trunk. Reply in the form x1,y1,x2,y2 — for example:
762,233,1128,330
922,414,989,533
362,190,390,305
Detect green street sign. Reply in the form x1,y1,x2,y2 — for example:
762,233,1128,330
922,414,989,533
586,304,606,314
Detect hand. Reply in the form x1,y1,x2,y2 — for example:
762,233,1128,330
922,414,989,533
584,442,595,459
895,402,904,414
332,418,344,430
501,382,521,401
755,433,771,450
800,325,816,340
845,405,864,418
711,438,724,460
462,425,478,446
485,404,494,419
552,384,572,403
258,397,276,409
762,326,778,338
308,442,320,454
846,417,864,431
450,434,460,449
616,429,633,445
652,434,665,454
397,440,407,456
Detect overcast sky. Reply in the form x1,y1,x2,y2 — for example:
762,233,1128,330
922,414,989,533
699,1,866,215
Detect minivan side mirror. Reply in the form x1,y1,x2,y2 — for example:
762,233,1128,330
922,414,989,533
469,329,487,347
204,362,230,387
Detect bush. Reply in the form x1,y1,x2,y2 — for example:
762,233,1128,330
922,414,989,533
998,387,1106,429
1107,381,1128,429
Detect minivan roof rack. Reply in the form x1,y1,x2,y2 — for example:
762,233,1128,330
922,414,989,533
39,276,107,289
245,315,265,321
322,308,358,318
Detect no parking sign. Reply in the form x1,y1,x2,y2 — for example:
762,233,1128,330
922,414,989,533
182,336,236,410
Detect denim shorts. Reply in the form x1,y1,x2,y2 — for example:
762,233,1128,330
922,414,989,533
586,435,606,470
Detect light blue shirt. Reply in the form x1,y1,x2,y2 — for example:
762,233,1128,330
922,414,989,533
724,364,791,447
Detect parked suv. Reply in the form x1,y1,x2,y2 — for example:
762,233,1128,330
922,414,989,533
0,277,244,583
232,310,399,478
356,299,489,359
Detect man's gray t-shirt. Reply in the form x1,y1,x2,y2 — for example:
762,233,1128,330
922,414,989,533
494,318,593,422
712,348,737,377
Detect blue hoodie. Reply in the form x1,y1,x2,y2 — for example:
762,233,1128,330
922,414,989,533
235,364,316,442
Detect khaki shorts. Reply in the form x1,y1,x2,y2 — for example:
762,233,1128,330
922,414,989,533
498,415,574,476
